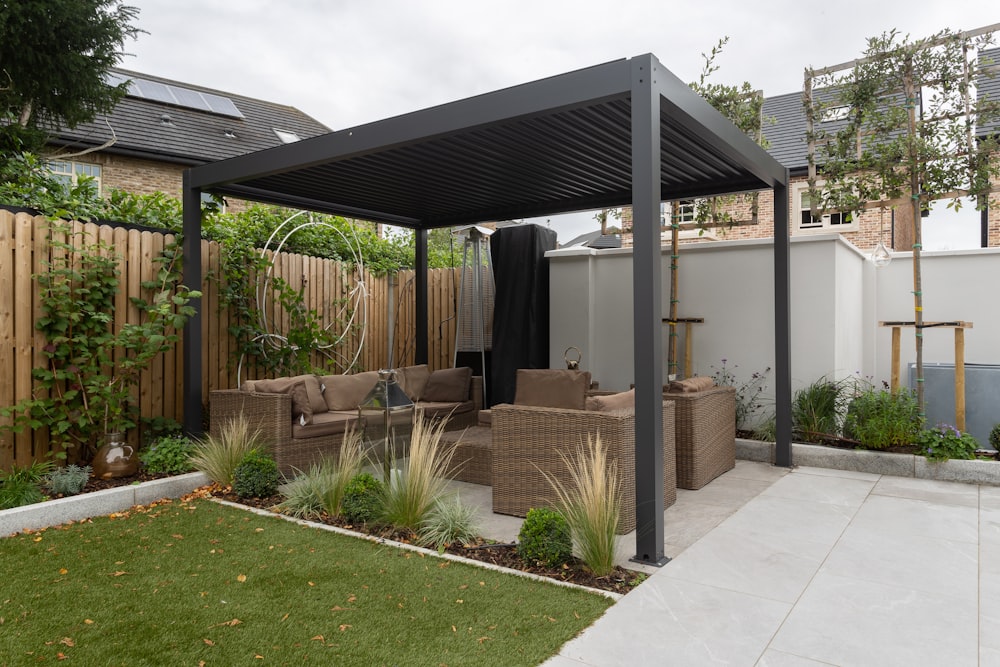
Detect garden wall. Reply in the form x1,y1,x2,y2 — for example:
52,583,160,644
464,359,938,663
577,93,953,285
547,235,1000,426
0,211,459,470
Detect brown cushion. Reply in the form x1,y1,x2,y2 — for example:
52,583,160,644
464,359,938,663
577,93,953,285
514,369,589,410
667,376,715,393
586,389,635,412
477,409,492,426
290,382,314,425
291,410,359,439
320,371,379,411
250,375,327,418
397,364,431,401
416,400,475,420
421,367,472,403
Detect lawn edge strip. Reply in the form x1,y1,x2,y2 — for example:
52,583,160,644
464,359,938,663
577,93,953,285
211,497,623,601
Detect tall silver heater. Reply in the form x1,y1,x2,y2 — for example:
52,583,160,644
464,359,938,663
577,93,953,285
453,225,495,405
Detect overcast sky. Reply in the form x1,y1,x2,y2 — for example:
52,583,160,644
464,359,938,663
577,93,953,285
121,1,999,247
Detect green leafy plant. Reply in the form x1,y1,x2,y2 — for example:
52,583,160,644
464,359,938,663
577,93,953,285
380,417,459,532
541,435,621,577
711,359,772,431
341,472,385,525
417,495,480,551
916,424,979,462
276,429,365,518
189,416,266,485
0,460,54,509
0,222,199,458
990,423,1000,451
517,507,572,568
139,435,195,474
45,464,92,496
792,377,851,443
232,450,280,499
842,384,923,450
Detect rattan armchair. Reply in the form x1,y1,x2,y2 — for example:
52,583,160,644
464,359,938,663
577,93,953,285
664,385,736,489
491,401,676,534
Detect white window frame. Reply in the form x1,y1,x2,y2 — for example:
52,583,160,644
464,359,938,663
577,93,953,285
792,181,857,233
47,160,103,194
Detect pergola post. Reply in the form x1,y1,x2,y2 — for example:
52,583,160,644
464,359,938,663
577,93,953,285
773,171,792,467
415,228,428,365
181,172,204,437
630,55,667,566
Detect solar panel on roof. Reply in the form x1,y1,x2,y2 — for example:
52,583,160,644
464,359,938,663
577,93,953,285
117,74,244,118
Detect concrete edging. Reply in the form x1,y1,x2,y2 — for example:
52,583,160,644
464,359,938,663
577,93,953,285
0,471,210,536
736,438,1000,485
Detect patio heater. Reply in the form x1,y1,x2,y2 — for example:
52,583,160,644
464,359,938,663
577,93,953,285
453,225,495,404
358,369,415,479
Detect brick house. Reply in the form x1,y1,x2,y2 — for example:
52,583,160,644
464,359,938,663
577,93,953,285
616,49,1000,251
44,68,330,203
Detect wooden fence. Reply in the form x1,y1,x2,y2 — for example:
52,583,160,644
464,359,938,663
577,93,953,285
0,211,460,470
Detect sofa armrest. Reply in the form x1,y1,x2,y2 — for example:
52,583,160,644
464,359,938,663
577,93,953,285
209,389,293,447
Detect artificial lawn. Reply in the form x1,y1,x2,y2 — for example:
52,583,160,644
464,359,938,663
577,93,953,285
0,497,613,666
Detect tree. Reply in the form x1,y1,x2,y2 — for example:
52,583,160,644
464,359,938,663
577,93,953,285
806,27,1000,411
0,1,142,153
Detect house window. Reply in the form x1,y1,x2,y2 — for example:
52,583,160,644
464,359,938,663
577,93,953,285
664,200,698,225
48,160,102,194
794,183,855,232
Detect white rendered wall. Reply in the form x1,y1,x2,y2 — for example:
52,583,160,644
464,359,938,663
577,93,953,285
547,236,1000,405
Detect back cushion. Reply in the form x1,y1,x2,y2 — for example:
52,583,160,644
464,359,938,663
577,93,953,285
320,371,380,411
247,375,326,418
666,376,714,393
585,389,635,412
397,364,431,401
514,369,589,410
420,367,472,403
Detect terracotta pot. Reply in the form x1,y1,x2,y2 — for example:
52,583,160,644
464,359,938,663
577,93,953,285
91,432,138,479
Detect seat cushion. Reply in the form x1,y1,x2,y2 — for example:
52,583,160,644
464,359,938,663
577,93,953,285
320,371,379,411
514,369,589,410
586,389,635,412
421,367,472,403
667,376,715,393
416,400,474,420
291,410,359,439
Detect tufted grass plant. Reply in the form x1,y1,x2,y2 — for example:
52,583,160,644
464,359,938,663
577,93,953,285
276,428,365,518
418,494,481,550
189,415,266,485
381,416,458,532
542,435,621,577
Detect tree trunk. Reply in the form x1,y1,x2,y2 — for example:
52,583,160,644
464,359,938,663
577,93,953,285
668,205,679,378
904,69,925,413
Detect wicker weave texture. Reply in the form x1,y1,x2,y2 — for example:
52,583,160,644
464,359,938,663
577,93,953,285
209,390,348,477
665,385,736,489
491,402,676,534
441,426,493,485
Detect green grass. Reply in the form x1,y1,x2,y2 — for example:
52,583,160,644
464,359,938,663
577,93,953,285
0,499,612,666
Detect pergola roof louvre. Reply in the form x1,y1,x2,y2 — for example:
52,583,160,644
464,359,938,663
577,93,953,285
182,52,791,565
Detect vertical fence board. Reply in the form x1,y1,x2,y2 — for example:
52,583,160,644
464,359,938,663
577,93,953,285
13,216,35,465
0,213,16,469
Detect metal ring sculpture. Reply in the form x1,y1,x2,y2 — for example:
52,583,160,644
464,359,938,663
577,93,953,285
236,210,368,385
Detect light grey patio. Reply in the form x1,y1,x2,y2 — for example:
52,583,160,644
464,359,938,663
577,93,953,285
451,462,999,666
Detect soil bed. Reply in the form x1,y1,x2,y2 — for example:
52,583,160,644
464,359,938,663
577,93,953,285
215,489,644,595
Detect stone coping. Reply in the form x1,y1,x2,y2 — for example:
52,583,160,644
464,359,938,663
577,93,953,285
737,438,1000,485
0,471,210,537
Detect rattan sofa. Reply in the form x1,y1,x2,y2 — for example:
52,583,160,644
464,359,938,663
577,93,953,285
210,368,482,477
663,384,736,489
491,401,676,534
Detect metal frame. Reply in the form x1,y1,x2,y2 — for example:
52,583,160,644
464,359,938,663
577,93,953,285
182,52,791,564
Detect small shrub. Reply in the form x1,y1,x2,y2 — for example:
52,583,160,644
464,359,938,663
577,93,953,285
380,417,458,531
232,451,280,498
842,386,923,450
792,377,850,442
542,435,621,577
341,472,384,524
916,424,979,462
45,464,92,496
190,416,266,485
517,507,572,568
0,477,46,509
418,495,480,550
140,435,196,474
990,423,1000,451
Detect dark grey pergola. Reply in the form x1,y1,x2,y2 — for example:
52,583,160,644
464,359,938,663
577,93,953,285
182,53,792,565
